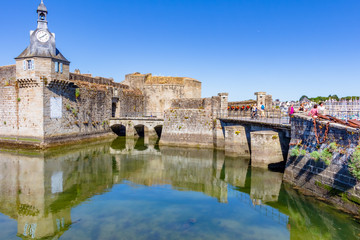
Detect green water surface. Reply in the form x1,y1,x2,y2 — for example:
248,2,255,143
0,137,359,240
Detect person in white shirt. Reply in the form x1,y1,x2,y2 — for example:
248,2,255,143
318,102,326,115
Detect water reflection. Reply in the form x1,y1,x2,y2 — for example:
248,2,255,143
0,137,359,239
250,167,283,204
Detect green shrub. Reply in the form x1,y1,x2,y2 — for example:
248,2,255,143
290,146,300,157
349,147,360,180
321,148,332,165
72,109,78,117
310,151,321,161
75,88,80,99
329,142,338,152
300,149,307,156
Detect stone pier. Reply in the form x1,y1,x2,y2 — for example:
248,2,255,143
224,126,250,157
250,131,283,168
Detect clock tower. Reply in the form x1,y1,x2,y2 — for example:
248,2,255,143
15,0,70,82
13,1,70,140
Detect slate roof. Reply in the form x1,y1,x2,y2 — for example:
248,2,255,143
37,1,48,13
15,47,70,63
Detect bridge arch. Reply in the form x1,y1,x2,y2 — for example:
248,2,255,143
111,124,126,136
154,125,163,138
134,124,148,137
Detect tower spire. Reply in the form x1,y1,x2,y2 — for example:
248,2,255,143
37,0,48,29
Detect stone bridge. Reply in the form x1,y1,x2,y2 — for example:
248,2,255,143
218,118,291,168
110,115,292,168
110,117,164,138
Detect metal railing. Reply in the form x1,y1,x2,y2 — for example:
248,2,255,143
116,110,291,124
216,110,290,125
117,112,165,119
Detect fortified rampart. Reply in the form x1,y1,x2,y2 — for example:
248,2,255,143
159,93,228,148
122,73,201,114
284,114,360,214
0,67,145,147
0,65,17,137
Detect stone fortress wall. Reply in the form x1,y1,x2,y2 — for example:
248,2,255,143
160,93,228,148
122,72,201,114
0,65,17,137
0,65,148,147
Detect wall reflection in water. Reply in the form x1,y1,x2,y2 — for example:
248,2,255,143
0,137,359,239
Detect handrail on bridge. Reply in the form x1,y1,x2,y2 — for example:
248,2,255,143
115,112,165,119
215,110,290,125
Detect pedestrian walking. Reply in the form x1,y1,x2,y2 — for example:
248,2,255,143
260,103,265,118
288,104,295,123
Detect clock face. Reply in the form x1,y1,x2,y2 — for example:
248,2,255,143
36,30,50,43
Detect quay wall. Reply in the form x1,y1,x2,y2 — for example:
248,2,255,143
284,114,360,214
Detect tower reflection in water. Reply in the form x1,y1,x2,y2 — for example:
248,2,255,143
0,137,358,240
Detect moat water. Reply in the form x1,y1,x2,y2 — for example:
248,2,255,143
0,137,359,240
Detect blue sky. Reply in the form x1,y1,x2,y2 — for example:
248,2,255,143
0,0,359,101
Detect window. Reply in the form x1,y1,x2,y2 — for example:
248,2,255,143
60,63,63,74
55,62,59,73
25,60,34,70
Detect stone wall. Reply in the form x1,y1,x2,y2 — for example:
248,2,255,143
70,73,129,89
43,81,113,143
160,96,221,148
183,78,202,99
284,114,360,214
0,63,146,147
0,65,16,83
143,85,184,114
122,72,202,114
0,65,17,137
0,64,45,140
118,89,145,115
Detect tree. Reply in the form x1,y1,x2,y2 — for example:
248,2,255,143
299,95,308,102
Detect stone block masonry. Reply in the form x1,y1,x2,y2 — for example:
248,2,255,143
0,65,18,135
160,109,216,148
224,126,250,157
284,114,360,214
250,131,283,168
43,80,113,143
122,72,201,114
160,96,222,148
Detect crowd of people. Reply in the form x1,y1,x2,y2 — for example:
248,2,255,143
250,104,266,119
288,102,326,122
